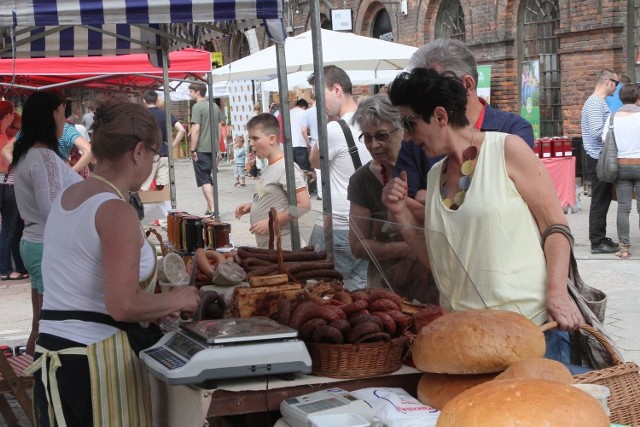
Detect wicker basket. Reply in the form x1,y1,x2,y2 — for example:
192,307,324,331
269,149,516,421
543,322,640,426
306,336,408,379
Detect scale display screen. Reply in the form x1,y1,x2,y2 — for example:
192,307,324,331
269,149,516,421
167,332,206,360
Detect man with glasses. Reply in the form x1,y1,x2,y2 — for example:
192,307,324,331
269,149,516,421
581,69,620,254
308,65,372,290
394,38,534,206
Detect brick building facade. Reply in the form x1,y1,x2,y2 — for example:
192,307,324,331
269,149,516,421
212,0,639,138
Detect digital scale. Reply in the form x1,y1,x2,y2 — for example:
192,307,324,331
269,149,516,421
280,388,376,427
140,317,312,385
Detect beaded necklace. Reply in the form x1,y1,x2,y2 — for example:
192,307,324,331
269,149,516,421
440,128,478,210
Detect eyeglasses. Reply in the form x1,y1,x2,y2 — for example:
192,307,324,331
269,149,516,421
149,146,161,163
401,114,423,134
358,128,399,144
610,79,620,87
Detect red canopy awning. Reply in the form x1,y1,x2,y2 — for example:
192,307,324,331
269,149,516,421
0,48,212,95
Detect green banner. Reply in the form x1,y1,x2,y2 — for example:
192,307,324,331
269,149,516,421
477,65,491,104
520,60,540,138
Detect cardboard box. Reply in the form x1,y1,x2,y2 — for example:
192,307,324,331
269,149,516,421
138,186,170,203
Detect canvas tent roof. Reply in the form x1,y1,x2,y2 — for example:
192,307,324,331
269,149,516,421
0,48,212,95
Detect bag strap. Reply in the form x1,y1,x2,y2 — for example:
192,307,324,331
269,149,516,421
338,119,362,170
540,223,574,249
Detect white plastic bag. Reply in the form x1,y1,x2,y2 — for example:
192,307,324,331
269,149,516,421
350,387,439,427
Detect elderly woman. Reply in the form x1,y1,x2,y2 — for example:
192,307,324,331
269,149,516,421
25,100,200,426
347,94,438,304
603,83,640,259
383,68,583,367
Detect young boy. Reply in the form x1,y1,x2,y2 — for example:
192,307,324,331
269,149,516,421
233,135,247,187
235,113,310,249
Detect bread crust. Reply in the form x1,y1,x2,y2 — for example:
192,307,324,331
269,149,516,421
417,372,496,410
435,379,610,427
412,309,545,374
494,358,574,384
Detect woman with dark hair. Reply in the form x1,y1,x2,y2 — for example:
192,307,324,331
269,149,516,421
27,99,200,426
347,93,438,304
603,83,640,259
0,101,29,282
383,68,584,370
12,91,83,356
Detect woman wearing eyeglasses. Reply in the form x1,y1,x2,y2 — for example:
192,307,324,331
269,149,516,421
347,94,439,304
383,68,586,370
0,102,30,282
26,99,200,426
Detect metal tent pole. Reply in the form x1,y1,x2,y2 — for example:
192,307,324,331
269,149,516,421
206,72,221,219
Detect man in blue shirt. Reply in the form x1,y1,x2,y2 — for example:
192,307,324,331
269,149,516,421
394,39,534,212
605,74,631,114
581,69,620,254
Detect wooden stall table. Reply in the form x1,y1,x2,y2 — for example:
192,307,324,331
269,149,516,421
541,157,576,210
206,365,422,424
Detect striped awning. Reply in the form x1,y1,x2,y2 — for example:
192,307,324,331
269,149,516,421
0,0,285,60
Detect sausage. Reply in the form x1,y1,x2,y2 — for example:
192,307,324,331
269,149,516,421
386,310,410,337
371,311,397,335
276,298,292,325
299,318,327,341
237,247,327,262
349,313,383,329
353,332,392,344
350,291,370,302
368,289,404,307
246,264,280,277
348,321,382,343
369,298,401,312
332,291,353,305
303,290,328,306
241,257,273,268
204,249,227,265
349,309,370,319
340,299,368,317
329,319,351,340
311,325,345,344
194,248,214,281
288,301,320,330
291,269,343,281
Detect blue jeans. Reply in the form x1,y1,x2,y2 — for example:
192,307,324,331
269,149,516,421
308,225,368,291
615,164,640,245
0,184,26,275
544,328,591,375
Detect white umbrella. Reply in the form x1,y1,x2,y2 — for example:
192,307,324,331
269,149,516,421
260,69,403,92
212,29,417,83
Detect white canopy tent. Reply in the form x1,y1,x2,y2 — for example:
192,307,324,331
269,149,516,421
212,29,417,83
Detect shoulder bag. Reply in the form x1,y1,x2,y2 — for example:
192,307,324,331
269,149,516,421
596,113,618,183
541,224,624,369
338,119,362,170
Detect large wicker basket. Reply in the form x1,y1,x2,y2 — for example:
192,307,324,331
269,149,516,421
306,336,408,379
543,322,640,426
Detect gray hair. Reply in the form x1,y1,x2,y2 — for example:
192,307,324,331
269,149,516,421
596,69,616,84
351,93,401,130
407,38,478,84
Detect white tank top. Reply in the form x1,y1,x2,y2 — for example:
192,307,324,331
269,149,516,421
425,132,547,325
41,192,156,344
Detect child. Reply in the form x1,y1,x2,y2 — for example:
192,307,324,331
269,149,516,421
233,135,247,187
234,113,310,249
247,149,258,178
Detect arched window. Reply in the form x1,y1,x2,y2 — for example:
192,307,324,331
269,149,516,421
373,9,393,41
435,0,466,42
519,0,561,137
239,34,251,59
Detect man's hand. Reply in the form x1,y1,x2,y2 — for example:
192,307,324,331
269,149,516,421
235,202,251,219
191,151,198,162
249,218,269,236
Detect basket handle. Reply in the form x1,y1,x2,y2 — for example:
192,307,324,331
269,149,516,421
541,321,624,366
145,227,168,256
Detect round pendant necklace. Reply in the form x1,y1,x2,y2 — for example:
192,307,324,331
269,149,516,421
441,128,478,210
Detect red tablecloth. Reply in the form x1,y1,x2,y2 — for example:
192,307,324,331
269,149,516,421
541,157,576,208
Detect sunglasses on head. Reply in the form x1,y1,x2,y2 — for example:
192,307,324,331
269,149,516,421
400,114,423,134
358,128,399,144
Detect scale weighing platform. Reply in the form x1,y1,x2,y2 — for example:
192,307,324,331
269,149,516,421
140,317,312,385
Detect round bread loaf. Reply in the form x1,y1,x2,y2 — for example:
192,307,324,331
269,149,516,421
436,378,610,427
417,372,496,410
494,358,574,384
412,309,545,374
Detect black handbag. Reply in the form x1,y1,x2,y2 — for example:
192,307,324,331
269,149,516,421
541,224,624,369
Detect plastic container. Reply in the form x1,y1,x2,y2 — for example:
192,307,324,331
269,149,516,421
309,413,370,427
157,252,187,284
571,383,610,416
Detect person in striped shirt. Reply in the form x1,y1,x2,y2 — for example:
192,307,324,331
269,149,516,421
581,69,620,254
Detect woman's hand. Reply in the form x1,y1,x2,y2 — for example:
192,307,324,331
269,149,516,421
546,289,584,331
382,171,409,218
174,286,201,315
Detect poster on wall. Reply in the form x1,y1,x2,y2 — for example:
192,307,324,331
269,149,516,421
476,65,491,104
228,80,255,146
520,60,540,139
